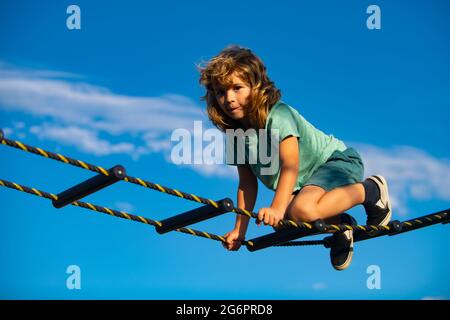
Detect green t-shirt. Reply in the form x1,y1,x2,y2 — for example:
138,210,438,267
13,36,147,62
226,100,347,191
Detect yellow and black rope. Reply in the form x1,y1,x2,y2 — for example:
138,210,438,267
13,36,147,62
0,178,332,248
0,131,310,229
1,130,448,237
0,178,231,244
1,178,448,250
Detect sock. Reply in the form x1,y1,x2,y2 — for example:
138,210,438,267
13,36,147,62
362,179,380,207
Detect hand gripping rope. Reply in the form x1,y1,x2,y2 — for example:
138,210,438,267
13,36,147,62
0,129,448,251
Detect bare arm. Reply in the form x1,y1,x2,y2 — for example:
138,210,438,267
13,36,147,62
257,135,299,227
270,135,299,213
223,164,257,251
234,164,258,237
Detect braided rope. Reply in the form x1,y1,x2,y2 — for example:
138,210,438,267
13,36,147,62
2,178,448,251
0,178,322,248
1,134,312,230
1,132,448,237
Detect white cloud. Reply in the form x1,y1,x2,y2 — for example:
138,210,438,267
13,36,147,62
0,61,82,80
0,77,204,134
190,163,238,180
1,63,450,208
29,124,143,157
0,62,225,177
0,63,243,180
352,142,450,215
142,131,172,153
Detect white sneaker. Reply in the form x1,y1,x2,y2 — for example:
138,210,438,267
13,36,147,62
330,213,356,271
364,175,392,226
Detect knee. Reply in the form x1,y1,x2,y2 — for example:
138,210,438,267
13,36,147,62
286,202,319,223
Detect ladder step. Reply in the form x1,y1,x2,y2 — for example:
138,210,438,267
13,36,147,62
246,220,325,252
156,198,234,234
52,165,126,209
349,220,402,241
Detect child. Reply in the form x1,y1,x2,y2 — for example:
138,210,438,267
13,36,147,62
198,45,392,270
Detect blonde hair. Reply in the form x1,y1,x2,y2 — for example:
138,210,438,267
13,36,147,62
198,45,281,131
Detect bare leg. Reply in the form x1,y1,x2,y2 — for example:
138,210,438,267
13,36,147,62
287,183,365,223
315,183,365,220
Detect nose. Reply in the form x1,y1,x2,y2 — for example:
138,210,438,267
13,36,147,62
226,89,236,103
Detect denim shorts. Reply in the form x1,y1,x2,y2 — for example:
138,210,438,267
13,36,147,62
293,147,364,194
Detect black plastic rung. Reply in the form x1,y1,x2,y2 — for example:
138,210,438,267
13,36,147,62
52,165,126,209
389,217,446,237
386,220,403,235
156,198,234,234
351,220,402,242
246,220,325,252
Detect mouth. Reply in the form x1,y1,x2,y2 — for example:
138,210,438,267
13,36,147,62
227,106,241,113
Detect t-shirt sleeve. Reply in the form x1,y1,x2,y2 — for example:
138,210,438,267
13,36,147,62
269,104,301,142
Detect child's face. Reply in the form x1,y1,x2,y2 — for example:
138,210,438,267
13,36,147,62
213,73,251,122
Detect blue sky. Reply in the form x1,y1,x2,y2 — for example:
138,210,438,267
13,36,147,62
0,0,449,299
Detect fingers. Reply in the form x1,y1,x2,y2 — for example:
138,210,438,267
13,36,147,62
257,208,270,226
257,208,265,226
224,240,241,251
222,232,242,251
273,217,280,227
222,233,230,249
264,212,271,225
222,233,231,249
257,208,277,227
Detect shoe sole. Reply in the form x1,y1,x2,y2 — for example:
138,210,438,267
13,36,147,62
368,175,392,226
333,231,354,271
